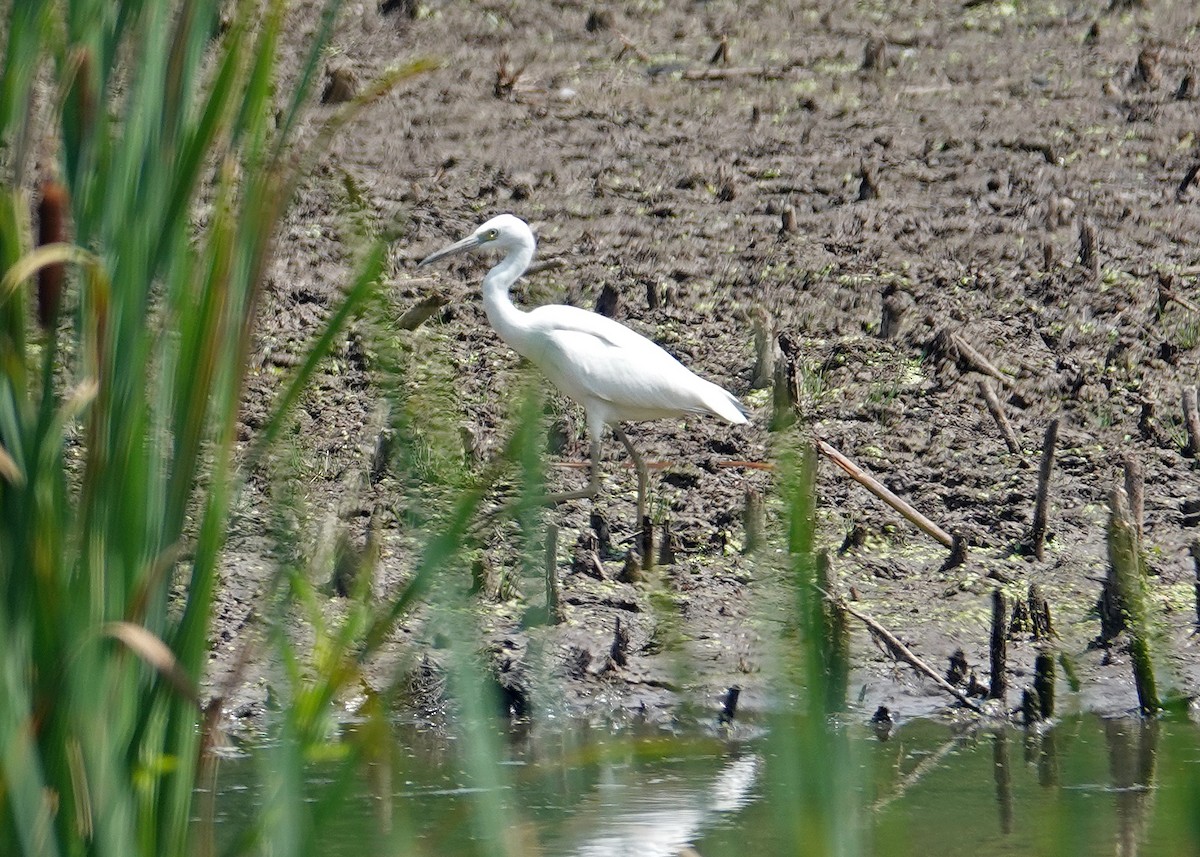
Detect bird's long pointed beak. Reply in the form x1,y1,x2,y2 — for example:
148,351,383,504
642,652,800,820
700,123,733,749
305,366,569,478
418,233,482,267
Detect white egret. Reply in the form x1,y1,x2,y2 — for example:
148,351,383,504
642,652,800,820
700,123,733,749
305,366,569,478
418,214,747,531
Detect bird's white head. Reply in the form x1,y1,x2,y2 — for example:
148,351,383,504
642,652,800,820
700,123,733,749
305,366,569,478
418,214,535,268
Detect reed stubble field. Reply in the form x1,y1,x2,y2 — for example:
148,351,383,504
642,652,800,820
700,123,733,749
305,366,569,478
210,0,1200,727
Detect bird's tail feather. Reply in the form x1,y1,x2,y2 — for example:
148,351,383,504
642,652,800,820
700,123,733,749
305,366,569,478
700,380,749,424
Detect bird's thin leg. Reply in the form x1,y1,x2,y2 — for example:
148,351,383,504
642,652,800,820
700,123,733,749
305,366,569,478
540,436,602,505
612,425,648,529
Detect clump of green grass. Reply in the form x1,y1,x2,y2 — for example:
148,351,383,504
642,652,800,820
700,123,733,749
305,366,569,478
0,2,431,853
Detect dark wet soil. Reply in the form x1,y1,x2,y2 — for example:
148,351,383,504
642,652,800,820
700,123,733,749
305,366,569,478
209,0,1200,727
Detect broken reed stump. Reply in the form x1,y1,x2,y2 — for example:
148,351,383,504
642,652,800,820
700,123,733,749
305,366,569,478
1103,486,1161,714
640,515,655,571
816,551,850,710
978,379,1022,453
544,523,563,624
1033,651,1055,721
1123,453,1145,541
571,529,605,580
1028,583,1054,641
1021,687,1042,725
989,589,1008,700
780,205,798,234
815,437,955,548
750,307,775,390
657,517,676,565
946,648,969,686
617,548,642,584
719,685,741,725
1030,418,1060,560
743,488,765,554
1191,541,1200,628
1183,387,1200,459
1078,217,1099,279
770,345,798,431
609,616,629,667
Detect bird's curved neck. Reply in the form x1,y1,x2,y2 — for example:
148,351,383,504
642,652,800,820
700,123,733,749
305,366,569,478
482,244,534,351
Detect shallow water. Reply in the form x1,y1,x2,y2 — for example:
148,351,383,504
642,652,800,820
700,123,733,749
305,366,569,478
203,713,1200,856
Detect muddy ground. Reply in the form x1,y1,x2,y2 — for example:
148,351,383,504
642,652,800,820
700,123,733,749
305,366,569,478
209,0,1200,728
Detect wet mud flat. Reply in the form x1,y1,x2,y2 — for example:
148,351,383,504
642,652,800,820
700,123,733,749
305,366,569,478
208,1,1200,727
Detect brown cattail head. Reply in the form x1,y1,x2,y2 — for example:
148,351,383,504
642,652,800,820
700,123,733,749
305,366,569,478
36,180,68,330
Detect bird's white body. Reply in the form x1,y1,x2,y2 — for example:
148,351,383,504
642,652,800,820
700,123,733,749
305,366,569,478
419,213,746,521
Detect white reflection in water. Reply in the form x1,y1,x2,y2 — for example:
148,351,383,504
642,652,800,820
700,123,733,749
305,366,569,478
564,754,759,857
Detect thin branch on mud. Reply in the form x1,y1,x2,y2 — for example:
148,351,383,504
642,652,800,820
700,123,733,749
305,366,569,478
829,593,983,713
680,62,804,81
946,330,1015,389
814,437,954,548
977,379,1022,453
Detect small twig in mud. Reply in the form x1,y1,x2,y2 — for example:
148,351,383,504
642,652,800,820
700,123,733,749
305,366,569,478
526,258,566,276
680,61,803,81
1157,278,1200,314
1176,162,1200,201
978,379,1022,453
1029,418,1059,560
614,34,650,64
939,330,1015,389
710,34,730,66
989,589,1008,700
815,437,955,548
1182,387,1200,459
833,595,983,713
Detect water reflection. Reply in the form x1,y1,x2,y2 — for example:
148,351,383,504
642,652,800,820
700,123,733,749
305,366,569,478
552,754,758,857
205,714,1200,856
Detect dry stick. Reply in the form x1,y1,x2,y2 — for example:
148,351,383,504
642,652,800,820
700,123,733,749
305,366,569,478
988,589,1008,700
1183,387,1200,459
978,379,1022,453
836,597,983,713
949,331,1014,389
1030,419,1060,561
815,437,954,548
680,63,801,81
1158,282,1200,314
